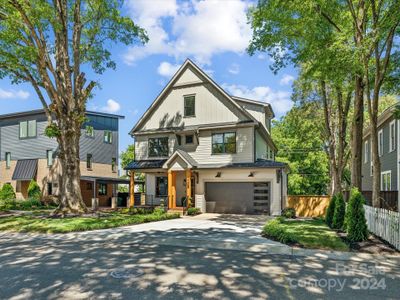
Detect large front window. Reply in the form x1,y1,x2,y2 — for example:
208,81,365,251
98,183,107,196
19,120,36,138
148,137,169,157
212,132,236,154
156,176,168,197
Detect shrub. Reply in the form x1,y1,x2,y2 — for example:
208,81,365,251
27,180,41,200
0,183,16,201
153,207,166,215
332,193,345,229
187,207,201,216
262,218,295,244
18,199,43,210
325,194,336,228
346,188,369,242
0,198,17,210
281,207,296,219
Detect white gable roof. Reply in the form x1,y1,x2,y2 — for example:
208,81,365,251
130,59,258,134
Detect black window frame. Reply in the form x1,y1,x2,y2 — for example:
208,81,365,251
5,152,11,169
185,134,194,144
46,150,53,167
19,120,37,139
155,176,168,197
98,183,107,196
148,137,169,157
111,157,117,173
85,125,95,138
184,95,195,117
211,132,236,154
87,153,93,169
104,130,113,144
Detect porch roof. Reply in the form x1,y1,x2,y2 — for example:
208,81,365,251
125,159,167,170
12,159,38,180
80,176,132,184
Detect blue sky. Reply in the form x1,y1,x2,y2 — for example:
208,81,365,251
0,0,296,155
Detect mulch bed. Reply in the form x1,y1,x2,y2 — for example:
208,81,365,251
337,231,400,255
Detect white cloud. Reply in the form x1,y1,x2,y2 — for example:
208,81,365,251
123,0,253,65
157,61,180,77
228,63,240,75
222,83,293,117
101,99,121,113
280,74,295,86
0,88,30,100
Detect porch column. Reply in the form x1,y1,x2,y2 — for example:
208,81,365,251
168,170,176,209
186,169,192,207
129,171,135,207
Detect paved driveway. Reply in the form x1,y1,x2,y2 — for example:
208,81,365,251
0,214,399,299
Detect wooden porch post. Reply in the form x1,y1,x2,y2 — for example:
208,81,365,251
186,169,192,208
168,170,173,208
129,171,135,207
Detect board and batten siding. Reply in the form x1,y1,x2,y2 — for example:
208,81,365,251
362,116,398,191
135,126,254,164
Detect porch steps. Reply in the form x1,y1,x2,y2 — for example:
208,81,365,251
168,207,185,216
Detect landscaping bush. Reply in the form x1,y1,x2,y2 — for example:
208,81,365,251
0,199,17,210
153,207,166,215
332,193,345,229
325,194,336,228
187,207,201,216
18,199,43,210
346,188,369,242
27,180,41,200
262,218,295,244
281,207,296,219
0,183,16,201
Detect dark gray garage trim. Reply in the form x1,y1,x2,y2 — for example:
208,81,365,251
205,182,271,214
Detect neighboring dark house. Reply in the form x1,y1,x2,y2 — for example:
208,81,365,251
362,105,399,211
0,109,126,207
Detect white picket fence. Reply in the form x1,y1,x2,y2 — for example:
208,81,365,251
363,205,400,250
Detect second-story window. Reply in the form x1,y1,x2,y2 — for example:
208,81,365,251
85,125,94,137
5,152,11,169
389,121,396,152
47,150,53,167
19,120,36,139
364,140,369,163
378,130,383,156
184,95,195,117
149,137,169,157
87,154,93,169
104,131,113,144
112,158,117,172
185,135,194,144
212,132,236,154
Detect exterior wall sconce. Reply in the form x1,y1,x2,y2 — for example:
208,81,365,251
248,172,254,177
215,172,221,178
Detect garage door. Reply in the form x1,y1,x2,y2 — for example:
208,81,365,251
205,182,270,214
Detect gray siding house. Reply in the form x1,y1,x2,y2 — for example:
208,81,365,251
362,105,400,210
0,110,124,206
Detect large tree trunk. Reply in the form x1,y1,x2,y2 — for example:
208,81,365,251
370,117,381,207
54,117,87,214
350,76,364,190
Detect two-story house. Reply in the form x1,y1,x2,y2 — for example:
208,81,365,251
362,104,400,211
125,59,288,215
0,109,125,207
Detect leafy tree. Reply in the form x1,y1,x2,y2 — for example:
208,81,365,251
325,194,336,228
273,102,329,195
120,144,135,170
332,193,345,229
27,180,41,200
0,1,147,214
0,184,16,201
346,188,369,242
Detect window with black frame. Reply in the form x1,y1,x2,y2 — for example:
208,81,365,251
184,95,195,117
98,183,107,196
148,137,169,157
156,177,168,197
212,132,236,154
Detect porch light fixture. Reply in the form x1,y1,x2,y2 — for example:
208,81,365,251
248,172,254,177
215,172,221,178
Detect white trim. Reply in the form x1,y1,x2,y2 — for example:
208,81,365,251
381,170,392,191
389,120,396,152
378,129,384,157
397,119,400,208
364,140,369,164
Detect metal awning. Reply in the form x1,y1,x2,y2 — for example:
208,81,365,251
12,159,38,180
80,176,133,184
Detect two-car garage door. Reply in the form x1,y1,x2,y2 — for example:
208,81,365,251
205,182,270,214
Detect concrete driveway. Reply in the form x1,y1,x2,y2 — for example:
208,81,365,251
0,214,399,299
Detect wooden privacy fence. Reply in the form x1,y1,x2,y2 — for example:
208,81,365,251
287,195,330,217
364,205,400,251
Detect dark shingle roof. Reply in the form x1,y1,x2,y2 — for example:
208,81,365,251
12,159,38,180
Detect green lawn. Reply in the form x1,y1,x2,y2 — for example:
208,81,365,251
262,218,349,251
0,211,180,233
